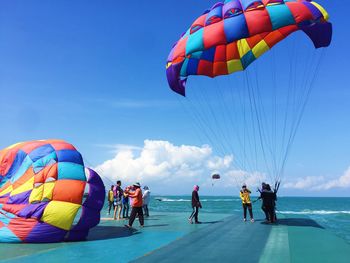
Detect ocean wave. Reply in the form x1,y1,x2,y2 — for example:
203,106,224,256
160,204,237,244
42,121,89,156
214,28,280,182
154,198,239,202
279,210,350,215
155,198,190,202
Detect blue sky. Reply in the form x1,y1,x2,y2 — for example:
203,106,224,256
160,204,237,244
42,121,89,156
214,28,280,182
0,0,349,196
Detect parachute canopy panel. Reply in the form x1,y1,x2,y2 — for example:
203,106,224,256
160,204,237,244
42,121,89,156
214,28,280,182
166,0,332,96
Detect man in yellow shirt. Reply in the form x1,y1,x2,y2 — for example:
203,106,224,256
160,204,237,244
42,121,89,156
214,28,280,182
240,184,254,222
107,185,115,215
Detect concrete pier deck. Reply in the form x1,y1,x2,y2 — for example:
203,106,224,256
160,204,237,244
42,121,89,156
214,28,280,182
1,212,349,263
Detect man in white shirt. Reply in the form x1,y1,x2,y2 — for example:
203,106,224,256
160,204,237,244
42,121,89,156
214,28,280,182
142,186,151,217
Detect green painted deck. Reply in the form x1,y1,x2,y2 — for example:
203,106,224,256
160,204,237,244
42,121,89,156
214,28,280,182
0,212,349,263
134,215,350,263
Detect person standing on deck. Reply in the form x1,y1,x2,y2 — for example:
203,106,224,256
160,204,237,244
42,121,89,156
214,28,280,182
189,185,202,224
258,182,269,220
113,180,123,220
260,184,277,223
122,186,130,218
125,183,144,228
107,185,115,215
240,184,254,222
142,186,151,217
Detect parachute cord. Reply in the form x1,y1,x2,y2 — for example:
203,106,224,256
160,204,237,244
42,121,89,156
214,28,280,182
229,73,259,185
199,82,234,156
227,75,250,169
84,158,114,188
185,82,247,173
176,95,216,151
278,48,326,179
253,62,279,183
249,74,259,174
276,37,299,184
279,39,295,181
278,48,317,182
245,70,273,181
236,73,258,176
176,90,245,190
213,79,240,159
199,81,244,163
214,78,254,180
272,49,279,182
186,85,230,159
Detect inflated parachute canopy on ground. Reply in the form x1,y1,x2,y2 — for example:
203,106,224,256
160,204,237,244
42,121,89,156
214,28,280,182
0,140,105,243
166,0,332,96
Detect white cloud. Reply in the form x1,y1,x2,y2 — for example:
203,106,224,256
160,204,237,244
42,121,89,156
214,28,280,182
94,140,266,195
283,176,325,190
283,167,350,191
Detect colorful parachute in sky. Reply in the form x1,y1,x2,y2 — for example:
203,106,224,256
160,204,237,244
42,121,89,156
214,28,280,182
211,174,221,186
166,0,332,96
0,140,105,243
212,174,221,180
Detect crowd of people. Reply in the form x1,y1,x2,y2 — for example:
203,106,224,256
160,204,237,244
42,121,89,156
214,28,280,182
107,180,278,228
187,182,278,225
107,181,151,228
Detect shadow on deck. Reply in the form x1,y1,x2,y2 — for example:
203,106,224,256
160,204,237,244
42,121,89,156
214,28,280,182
276,218,324,229
87,226,137,241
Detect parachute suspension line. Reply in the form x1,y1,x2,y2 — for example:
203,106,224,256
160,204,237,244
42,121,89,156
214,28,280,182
279,38,296,181
198,81,242,162
271,49,279,182
278,48,326,180
213,79,238,158
226,73,259,185
181,89,246,191
213,78,252,177
242,71,259,176
252,63,279,183
244,70,273,182
198,81,246,189
276,38,309,184
178,93,243,191
246,69,269,178
242,70,260,175
185,85,230,159
275,36,300,184
84,158,114,187
175,95,212,150
188,82,247,173
212,77,254,186
176,93,244,191
224,76,254,176
227,75,249,168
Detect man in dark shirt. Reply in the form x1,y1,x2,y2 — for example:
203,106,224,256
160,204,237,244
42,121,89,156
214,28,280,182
189,185,202,224
260,184,277,223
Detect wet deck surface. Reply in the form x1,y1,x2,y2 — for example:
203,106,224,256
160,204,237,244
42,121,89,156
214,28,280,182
0,212,349,263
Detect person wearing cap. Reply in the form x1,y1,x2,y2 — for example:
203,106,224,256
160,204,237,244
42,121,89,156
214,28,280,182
240,184,254,222
189,185,202,224
142,186,151,217
125,183,144,228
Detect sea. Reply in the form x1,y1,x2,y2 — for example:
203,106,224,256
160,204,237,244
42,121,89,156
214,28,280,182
147,196,350,243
